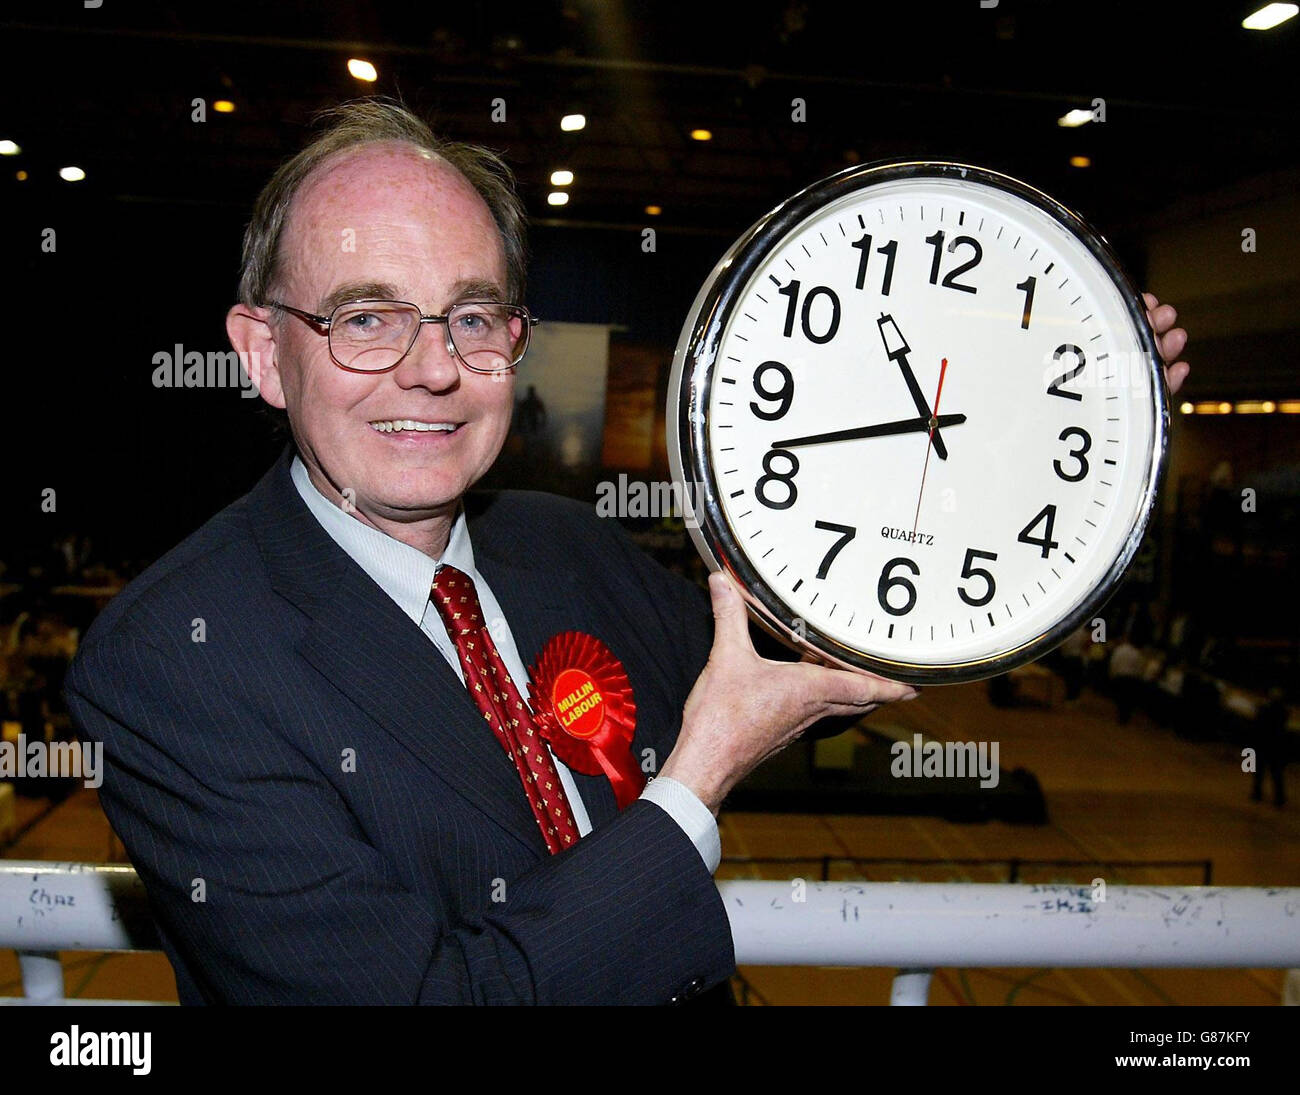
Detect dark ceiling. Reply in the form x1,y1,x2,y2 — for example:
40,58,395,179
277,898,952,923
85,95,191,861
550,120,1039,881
4,1,1298,237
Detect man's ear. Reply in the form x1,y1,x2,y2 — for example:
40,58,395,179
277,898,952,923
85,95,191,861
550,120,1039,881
227,303,286,409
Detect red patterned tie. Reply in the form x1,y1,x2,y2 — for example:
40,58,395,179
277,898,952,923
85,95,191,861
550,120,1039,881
431,564,579,854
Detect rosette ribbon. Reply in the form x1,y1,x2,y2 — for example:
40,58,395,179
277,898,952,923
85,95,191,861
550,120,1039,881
527,631,642,809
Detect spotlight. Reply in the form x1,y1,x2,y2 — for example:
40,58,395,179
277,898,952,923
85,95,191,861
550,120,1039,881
348,59,378,82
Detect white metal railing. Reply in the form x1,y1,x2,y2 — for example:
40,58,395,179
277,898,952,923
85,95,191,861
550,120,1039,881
3,862,1298,1004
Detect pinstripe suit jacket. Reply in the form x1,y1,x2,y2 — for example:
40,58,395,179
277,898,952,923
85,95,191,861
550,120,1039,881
64,445,736,1004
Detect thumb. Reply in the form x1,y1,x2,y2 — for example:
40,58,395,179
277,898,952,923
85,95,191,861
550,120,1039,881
708,570,755,654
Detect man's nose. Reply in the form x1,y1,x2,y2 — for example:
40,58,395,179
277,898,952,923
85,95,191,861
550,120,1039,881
394,320,462,389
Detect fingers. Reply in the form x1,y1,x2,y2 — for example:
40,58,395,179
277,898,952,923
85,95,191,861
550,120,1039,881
1143,293,1190,394
707,570,755,655
1159,325,1188,361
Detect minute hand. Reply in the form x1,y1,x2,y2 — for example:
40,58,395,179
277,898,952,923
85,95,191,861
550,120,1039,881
774,413,967,450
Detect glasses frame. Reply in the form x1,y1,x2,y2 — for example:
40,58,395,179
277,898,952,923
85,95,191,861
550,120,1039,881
265,298,540,374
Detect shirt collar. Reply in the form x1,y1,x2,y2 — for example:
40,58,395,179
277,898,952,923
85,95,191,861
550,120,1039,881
289,453,477,627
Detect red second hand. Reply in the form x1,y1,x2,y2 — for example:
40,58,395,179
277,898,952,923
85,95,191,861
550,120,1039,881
911,357,949,535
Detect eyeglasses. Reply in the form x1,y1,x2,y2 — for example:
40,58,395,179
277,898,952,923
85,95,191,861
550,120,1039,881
266,298,540,374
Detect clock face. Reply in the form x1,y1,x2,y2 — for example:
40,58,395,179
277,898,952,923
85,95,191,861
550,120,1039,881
670,162,1168,684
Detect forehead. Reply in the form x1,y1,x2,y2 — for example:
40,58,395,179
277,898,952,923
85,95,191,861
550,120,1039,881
279,142,506,301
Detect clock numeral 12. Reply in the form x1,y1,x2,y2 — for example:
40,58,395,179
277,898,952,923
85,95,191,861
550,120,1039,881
925,230,981,294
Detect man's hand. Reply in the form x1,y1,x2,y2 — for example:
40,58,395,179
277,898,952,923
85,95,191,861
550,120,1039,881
1144,291,1190,395
660,572,918,815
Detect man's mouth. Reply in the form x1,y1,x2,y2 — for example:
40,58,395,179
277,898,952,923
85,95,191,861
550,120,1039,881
368,419,464,434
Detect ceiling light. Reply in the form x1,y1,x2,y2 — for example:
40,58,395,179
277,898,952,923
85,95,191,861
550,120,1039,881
549,169,574,186
15,169,27,181
347,58,378,82
690,129,712,141
1069,155,1091,168
560,114,586,132
645,205,662,216
1243,4,1298,30
547,191,569,206
1057,109,1093,128
213,100,236,114
1179,402,1194,414
0,139,19,155
59,166,86,182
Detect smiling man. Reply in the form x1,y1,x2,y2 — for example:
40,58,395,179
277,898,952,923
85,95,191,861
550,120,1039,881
64,99,1189,1005
237,136,522,548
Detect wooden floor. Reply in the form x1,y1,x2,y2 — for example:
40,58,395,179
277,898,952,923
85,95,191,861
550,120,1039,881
3,678,1296,1005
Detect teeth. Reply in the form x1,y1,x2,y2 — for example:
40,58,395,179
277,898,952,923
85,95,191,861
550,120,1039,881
369,420,459,433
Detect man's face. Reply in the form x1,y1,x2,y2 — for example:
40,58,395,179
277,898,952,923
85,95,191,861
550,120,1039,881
266,143,516,529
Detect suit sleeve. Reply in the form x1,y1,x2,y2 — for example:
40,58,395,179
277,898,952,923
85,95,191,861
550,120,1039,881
65,630,735,1005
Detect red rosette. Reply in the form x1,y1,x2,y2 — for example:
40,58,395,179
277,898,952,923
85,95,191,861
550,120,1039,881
527,631,642,809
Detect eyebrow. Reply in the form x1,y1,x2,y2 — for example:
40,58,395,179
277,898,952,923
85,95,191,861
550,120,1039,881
318,281,399,315
317,277,509,316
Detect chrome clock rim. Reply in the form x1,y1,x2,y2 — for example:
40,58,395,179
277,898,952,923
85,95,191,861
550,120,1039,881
668,159,1170,685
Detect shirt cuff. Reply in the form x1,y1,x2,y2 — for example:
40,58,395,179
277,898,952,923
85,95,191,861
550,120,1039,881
639,776,721,874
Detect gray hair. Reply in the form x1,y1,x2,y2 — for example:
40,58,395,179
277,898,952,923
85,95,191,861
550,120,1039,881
237,98,528,308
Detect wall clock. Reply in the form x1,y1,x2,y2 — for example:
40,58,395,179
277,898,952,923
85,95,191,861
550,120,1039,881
668,161,1169,684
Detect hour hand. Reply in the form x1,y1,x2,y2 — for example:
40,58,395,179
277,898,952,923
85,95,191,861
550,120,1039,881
876,312,949,460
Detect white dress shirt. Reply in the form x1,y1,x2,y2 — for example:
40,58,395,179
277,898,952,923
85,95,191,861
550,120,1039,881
289,456,720,871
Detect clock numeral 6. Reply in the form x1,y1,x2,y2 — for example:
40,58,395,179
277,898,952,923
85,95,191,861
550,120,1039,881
778,279,841,344
878,557,919,617
1017,503,1060,559
957,548,999,607
1054,426,1092,482
925,230,981,294
749,360,794,421
756,448,799,510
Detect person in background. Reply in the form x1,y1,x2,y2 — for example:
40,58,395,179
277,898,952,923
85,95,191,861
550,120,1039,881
1250,686,1290,808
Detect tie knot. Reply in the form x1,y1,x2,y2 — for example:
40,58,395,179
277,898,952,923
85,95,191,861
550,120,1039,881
431,564,484,635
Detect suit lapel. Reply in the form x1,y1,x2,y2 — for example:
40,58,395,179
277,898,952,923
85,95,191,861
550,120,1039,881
247,448,546,856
